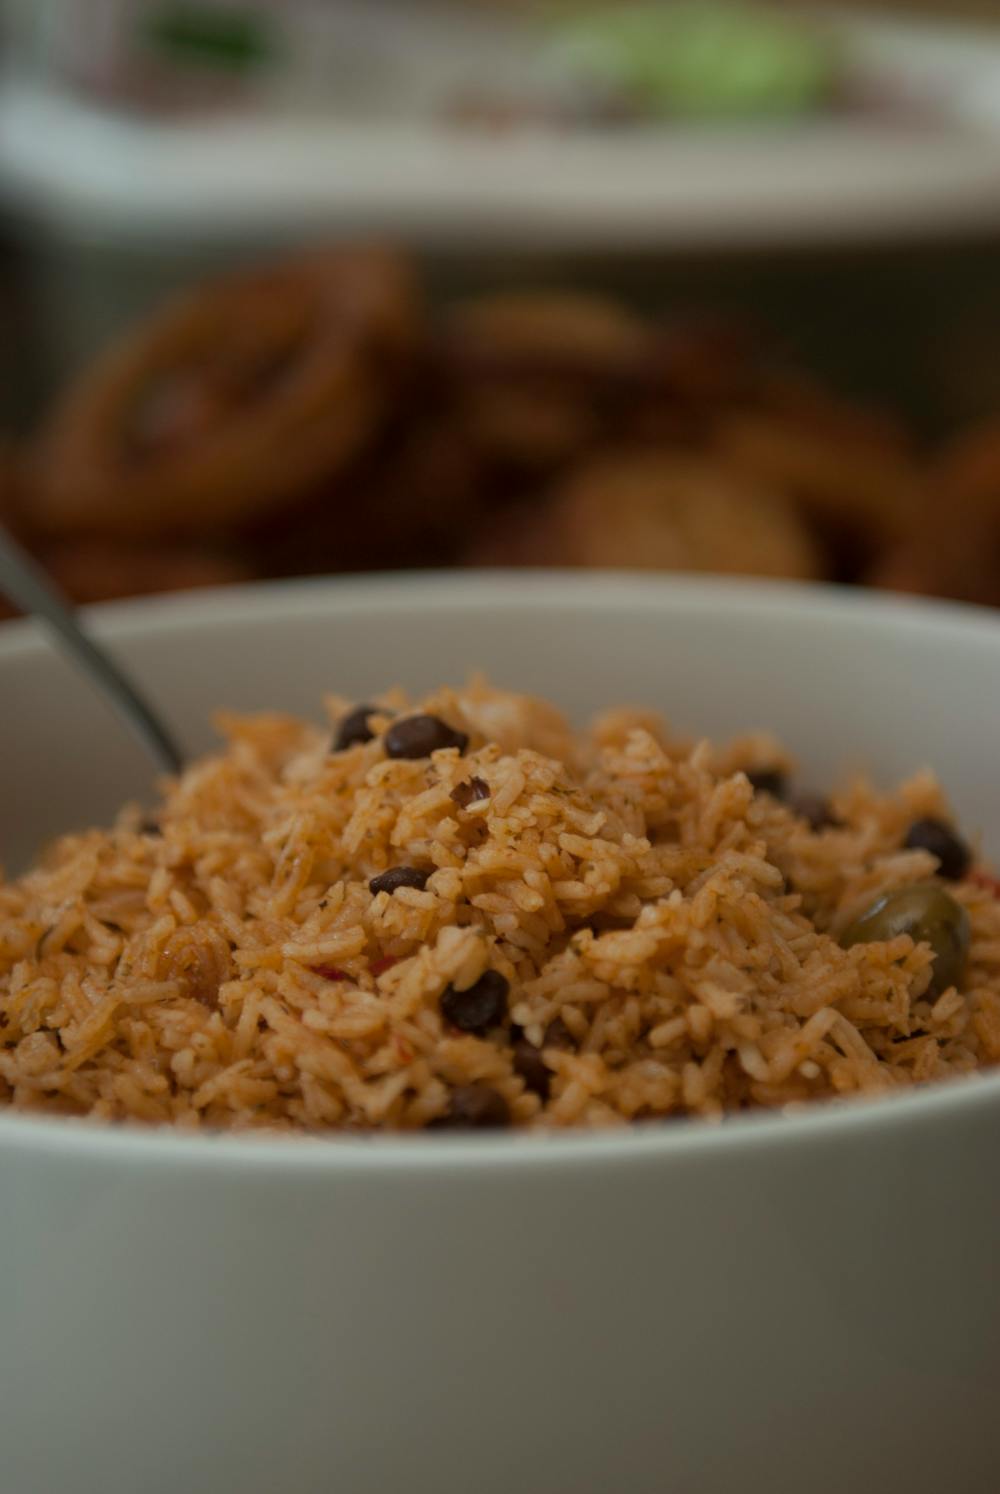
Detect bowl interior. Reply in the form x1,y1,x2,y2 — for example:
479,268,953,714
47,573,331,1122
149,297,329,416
2,572,999,875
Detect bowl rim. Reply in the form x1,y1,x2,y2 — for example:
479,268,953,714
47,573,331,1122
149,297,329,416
3,567,1000,1173
4,566,1000,652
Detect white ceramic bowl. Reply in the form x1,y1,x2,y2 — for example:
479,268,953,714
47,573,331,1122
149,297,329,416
2,573,999,1494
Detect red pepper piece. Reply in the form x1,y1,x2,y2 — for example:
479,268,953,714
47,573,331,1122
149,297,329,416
969,869,1000,898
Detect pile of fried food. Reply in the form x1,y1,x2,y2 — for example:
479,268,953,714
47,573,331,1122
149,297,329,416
4,244,1000,613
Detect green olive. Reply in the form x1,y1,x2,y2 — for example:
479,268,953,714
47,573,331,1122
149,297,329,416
840,881,970,998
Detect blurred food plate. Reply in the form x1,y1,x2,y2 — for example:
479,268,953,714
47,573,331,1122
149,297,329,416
3,4,1000,250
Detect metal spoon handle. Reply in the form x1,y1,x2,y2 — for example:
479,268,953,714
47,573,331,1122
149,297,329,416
0,526,184,777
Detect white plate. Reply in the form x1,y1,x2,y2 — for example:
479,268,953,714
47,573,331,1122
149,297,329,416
4,10,1000,250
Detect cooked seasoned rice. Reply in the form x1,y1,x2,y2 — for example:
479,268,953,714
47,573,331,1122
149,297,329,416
2,678,999,1133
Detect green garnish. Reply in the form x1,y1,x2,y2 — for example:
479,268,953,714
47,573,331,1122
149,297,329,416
143,3,277,72
554,2,839,120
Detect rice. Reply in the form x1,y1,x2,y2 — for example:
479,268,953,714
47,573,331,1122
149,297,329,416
1,676,999,1133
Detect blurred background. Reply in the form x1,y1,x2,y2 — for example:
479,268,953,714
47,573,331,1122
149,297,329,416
3,0,1000,612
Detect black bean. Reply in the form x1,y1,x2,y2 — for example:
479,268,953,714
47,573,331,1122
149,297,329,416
428,1084,510,1130
903,818,971,881
335,704,385,751
745,767,788,800
450,776,490,809
512,1036,551,1100
545,1015,576,1049
369,866,430,897
440,969,509,1033
791,793,840,832
384,715,469,760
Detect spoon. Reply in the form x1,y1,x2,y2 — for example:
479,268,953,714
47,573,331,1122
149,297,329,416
0,524,184,777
